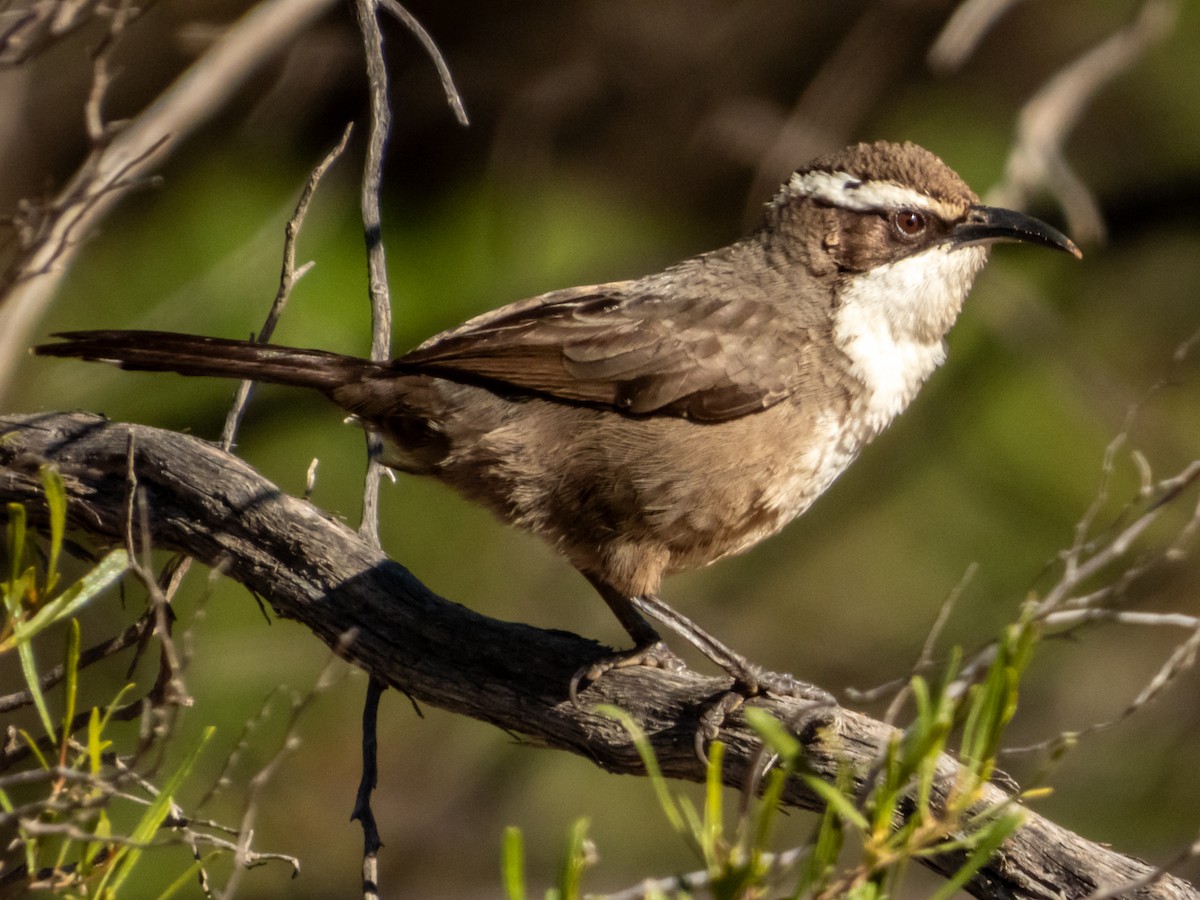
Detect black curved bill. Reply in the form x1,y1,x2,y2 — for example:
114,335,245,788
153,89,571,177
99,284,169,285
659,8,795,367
953,205,1082,259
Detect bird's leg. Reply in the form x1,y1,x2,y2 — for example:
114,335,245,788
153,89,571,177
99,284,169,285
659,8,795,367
570,584,835,755
631,594,836,747
569,577,687,704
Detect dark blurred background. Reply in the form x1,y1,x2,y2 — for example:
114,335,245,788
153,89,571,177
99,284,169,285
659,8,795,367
4,0,1200,896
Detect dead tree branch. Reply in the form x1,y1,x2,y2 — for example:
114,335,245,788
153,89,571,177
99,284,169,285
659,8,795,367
0,411,1195,900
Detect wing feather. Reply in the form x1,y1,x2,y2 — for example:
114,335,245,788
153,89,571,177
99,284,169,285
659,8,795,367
396,268,824,422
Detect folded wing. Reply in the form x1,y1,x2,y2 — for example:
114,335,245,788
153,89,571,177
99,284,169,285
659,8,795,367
397,279,822,423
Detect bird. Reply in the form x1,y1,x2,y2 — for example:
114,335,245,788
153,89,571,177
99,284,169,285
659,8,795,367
36,140,1080,729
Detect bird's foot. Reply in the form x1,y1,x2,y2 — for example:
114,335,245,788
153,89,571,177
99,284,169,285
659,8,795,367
624,595,836,756
569,640,687,705
695,662,836,761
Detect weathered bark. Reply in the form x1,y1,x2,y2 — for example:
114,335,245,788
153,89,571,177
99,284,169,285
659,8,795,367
0,411,1194,900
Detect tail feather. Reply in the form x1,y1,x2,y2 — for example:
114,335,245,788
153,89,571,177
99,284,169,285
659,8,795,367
35,330,375,393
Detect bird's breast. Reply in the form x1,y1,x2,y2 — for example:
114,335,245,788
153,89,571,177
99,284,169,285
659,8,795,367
830,244,983,434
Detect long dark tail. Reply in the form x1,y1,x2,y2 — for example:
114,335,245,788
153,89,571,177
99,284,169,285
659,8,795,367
35,330,377,393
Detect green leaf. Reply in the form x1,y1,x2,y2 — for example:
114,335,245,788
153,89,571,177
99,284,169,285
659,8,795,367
926,810,1024,900
0,548,129,652
744,708,801,762
702,740,725,865
501,826,526,900
595,705,687,837
803,775,869,832
40,466,67,596
84,809,113,871
0,783,38,878
153,850,224,900
554,817,591,900
16,618,56,741
17,728,50,770
796,793,846,898
6,502,26,591
60,618,81,759
87,707,105,775
753,767,789,859
100,725,215,894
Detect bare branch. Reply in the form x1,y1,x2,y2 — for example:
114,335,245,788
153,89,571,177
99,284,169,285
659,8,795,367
1007,621,1200,757
223,652,346,897
350,0,392,555
377,0,469,126
927,0,1028,72
348,4,396,887
220,123,354,450
0,0,341,399
0,0,116,67
1,411,1195,900
0,610,154,714
988,0,1179,242
1088,831,1200,900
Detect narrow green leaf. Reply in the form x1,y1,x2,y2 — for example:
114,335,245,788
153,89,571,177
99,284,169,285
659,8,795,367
60,618,80,759
595,705,687,836
16,728,50,771
926,810,1023,900
16,622,56,741
152,850,224,900
501,826,526,900
794,800,844,898
0,548,129,652
702,740,724,864
677,794,706,859
101,725,215,894
869,737,903,835
98,684,136,729
40,466,67,595
84,809,113,870
803,775,869,832
744,708,801,763
752,767,788,864
555,817,591,900
2,783,39,878
6,502,26,591
51,823,73,881
87,707,104,775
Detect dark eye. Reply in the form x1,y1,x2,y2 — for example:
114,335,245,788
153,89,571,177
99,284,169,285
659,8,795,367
891,209,926,238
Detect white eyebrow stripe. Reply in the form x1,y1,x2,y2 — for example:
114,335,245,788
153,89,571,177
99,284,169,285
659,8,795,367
787,169,963,220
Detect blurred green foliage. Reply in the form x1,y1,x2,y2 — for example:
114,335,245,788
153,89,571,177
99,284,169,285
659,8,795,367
5,0,1200,895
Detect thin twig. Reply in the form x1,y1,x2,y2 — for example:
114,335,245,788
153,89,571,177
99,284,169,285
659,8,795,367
377,0,469,126
881,563,977,724
927,0,1027,73
1006,623,1200,757
219,122,354,450
0,0,341,399
0,611,155,713
598,845,809,900
1087,829,1200,900
223,653,346,897
988,0,1179,243
0,0,126,67
194,686,289,813
352,0,392,552
347,3,399,890
843,564,979,708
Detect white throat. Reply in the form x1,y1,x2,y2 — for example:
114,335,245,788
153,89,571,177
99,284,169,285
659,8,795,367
833,243,988,434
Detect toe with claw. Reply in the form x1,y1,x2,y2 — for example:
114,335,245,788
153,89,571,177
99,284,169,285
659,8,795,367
568,639,687,705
